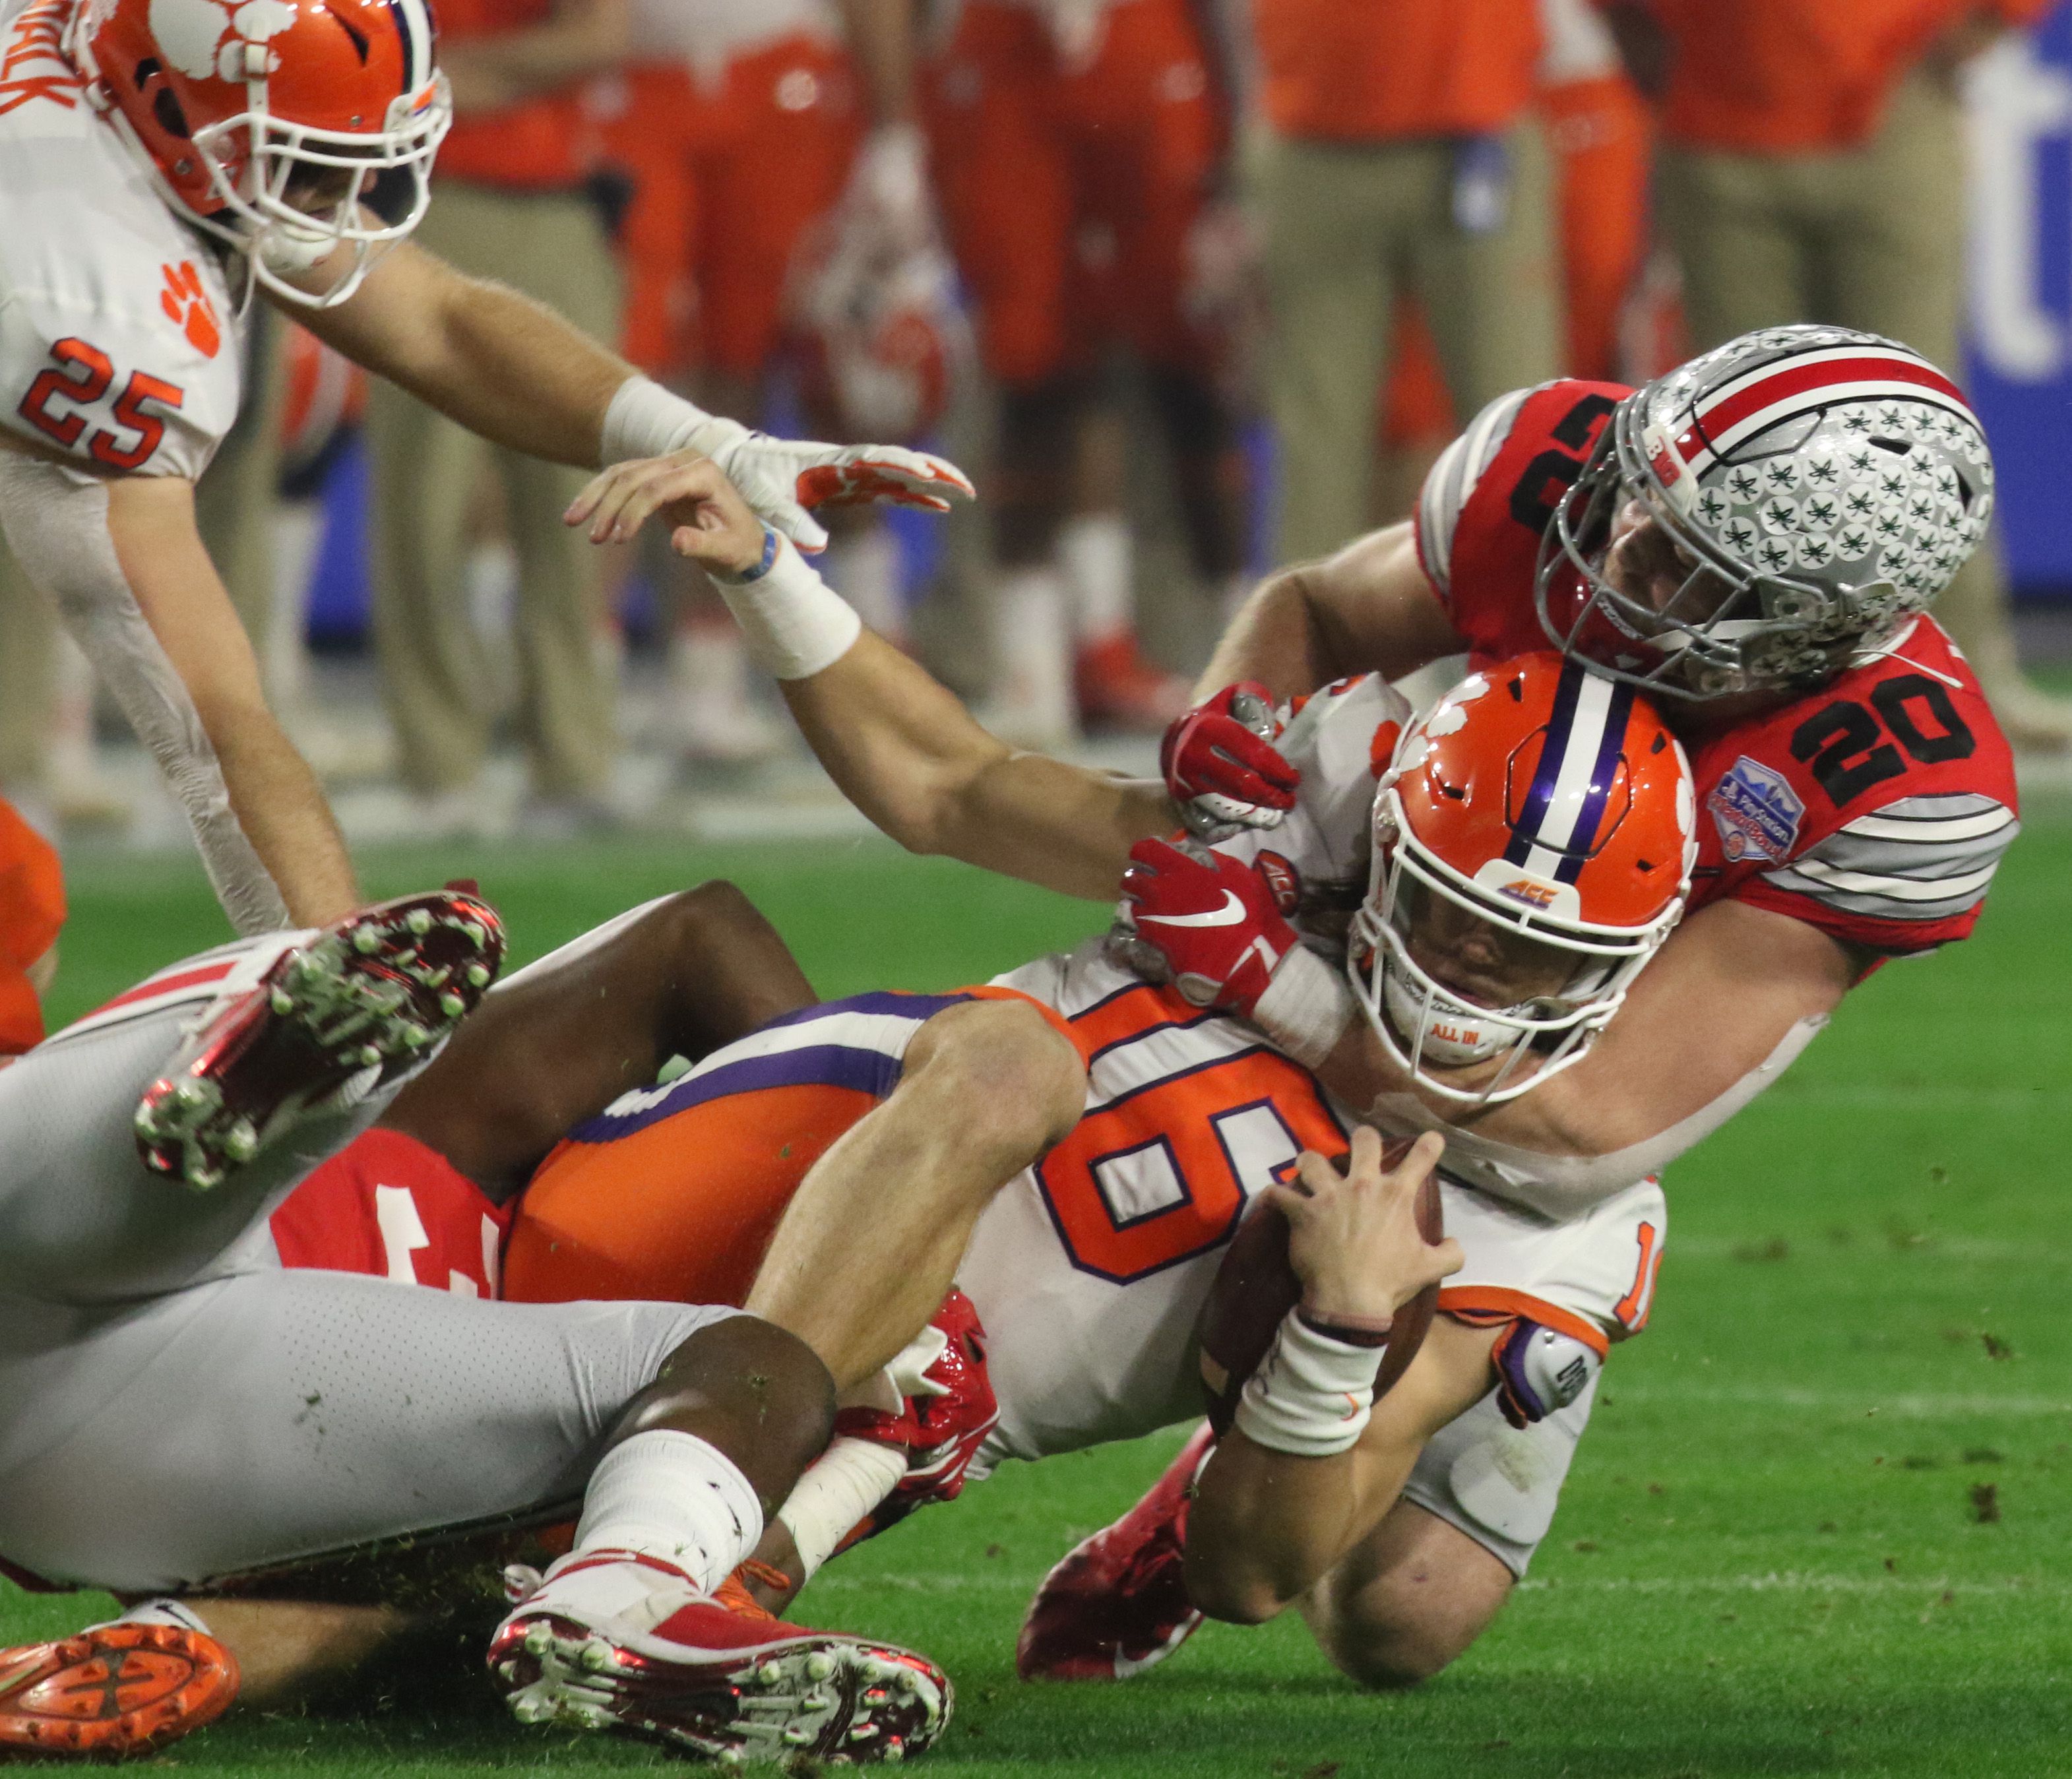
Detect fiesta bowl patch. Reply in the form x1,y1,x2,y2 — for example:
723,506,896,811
1709,756,1803,863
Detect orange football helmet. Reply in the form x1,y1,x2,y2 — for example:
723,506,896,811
70,0,449,305
1349,652,1695,1102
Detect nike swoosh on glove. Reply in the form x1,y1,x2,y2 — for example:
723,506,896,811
1160,683,1300,840
1108,838,1300,1016
711,433,975,553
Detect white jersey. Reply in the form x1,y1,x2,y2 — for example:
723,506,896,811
1208,672,1831,1220
959,936,1664,1468
0,0,243,480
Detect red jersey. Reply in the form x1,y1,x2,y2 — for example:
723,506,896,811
1415,379,2019,956
270,1127,510,1296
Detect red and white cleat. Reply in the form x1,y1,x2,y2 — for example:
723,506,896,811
490,1549,952,1763
0,1623,239,1759
1075,634,1193,734
1017,1421,1214,1681
134,890,505,1191
838,1290,999,1536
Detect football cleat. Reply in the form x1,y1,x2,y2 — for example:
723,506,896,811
1017,1421,1214,1681
135,890,505,1191
836,1290,999,1536
489,1548,951,1763
0,1623,239,1759
1075,635,1193,734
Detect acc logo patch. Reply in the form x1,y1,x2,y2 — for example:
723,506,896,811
1709,755,1803,863
1255,850,1301,916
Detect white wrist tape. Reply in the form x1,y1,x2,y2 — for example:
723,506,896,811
599,373,749,468
710,529,862,680
1252,944,1356,1071
1234,1307,1384,1457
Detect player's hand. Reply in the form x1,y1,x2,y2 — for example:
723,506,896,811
719,433,974,553
1109,838,1299,1016
1162,684,1300,840
1265,1129,1462,1328
564,451,766,573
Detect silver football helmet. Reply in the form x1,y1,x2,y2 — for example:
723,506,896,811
1537,325,1995,699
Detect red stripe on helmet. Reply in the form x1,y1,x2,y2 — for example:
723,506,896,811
1693,353,1970,455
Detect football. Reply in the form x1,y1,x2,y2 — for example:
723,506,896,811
1195,1139,1444,1437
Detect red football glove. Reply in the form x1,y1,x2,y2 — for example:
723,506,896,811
1160,683,1300,840
1112,838,1300,1016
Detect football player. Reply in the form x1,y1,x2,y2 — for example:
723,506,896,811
0,0,970,935
555,380,2013,1690
0,890,953,1763
1028,324,2023,1683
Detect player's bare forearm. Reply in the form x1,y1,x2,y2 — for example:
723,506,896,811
1185,1319,1496,1621
782,629,1177,899
1198,523,1462,701
104,474,358,925
296,243,630,466
1315,900,1860,1158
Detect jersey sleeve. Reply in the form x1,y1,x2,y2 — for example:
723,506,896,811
0,280,234,480
1737,792,2019,954
1412,378,1631,660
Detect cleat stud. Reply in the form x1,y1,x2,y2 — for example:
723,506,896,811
524,1624,553,1656
850,1723,879,1742
580,1643,612,1673
498,1661,518,1681
272,989,295,1014
757,1661,784,1686
400,1023,430,1049
885,1738,906,1762
466,964,491,988
406,908,433,935
462,922,486,947
224,1120,258,1162
353,928,381,954
440,991,466,1018
359,1044,382,1066
805,1652,835,1681
783,1728,814,1747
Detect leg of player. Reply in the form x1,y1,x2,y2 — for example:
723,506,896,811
743,995,1086,1389
381,881,817,1200
1296,1501,1515,1689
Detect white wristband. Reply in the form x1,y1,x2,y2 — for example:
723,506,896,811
1234,1307,1385,1458
599,373,750,468
710,528,862,681
1252,944,1356,1071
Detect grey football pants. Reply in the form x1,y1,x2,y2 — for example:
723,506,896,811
0,939,724,1592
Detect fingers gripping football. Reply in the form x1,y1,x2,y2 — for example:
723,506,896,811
1110,838,1299,1015
1263,1129,1463,1331
1160,683,1300,840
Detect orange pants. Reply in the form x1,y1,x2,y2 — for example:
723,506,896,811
602,38,859,381
922,0,1222,387
503,986,1076,1309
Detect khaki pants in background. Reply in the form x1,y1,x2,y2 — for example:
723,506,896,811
1247,119,1562,564
365,181,620,800
1656,70,2026,709
0,551,51,793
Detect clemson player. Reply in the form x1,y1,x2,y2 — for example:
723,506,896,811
0,0,969,936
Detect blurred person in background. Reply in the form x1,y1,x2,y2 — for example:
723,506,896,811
848,0,1253,741
363,0,629,834
1247,0,1563,565
1619,0,2072,751
0,794,61,1063
1371,0,1656,524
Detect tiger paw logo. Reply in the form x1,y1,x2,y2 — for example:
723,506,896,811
160,261,222,359
146,0,296,81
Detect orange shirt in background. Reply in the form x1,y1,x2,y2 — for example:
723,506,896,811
1251,0,1542,142
1650,0,2051,154
435,0,598,189
0,799,63,1057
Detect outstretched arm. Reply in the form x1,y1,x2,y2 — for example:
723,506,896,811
577,451,1179,898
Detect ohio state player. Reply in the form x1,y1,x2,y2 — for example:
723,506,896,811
1044,325,2019,1686
0,0,969,936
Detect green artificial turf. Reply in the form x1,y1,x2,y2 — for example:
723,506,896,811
9,815,2071,1777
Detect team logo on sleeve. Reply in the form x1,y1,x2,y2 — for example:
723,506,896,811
1708,756,1804,863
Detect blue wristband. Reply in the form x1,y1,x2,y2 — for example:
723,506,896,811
731,525,780,584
